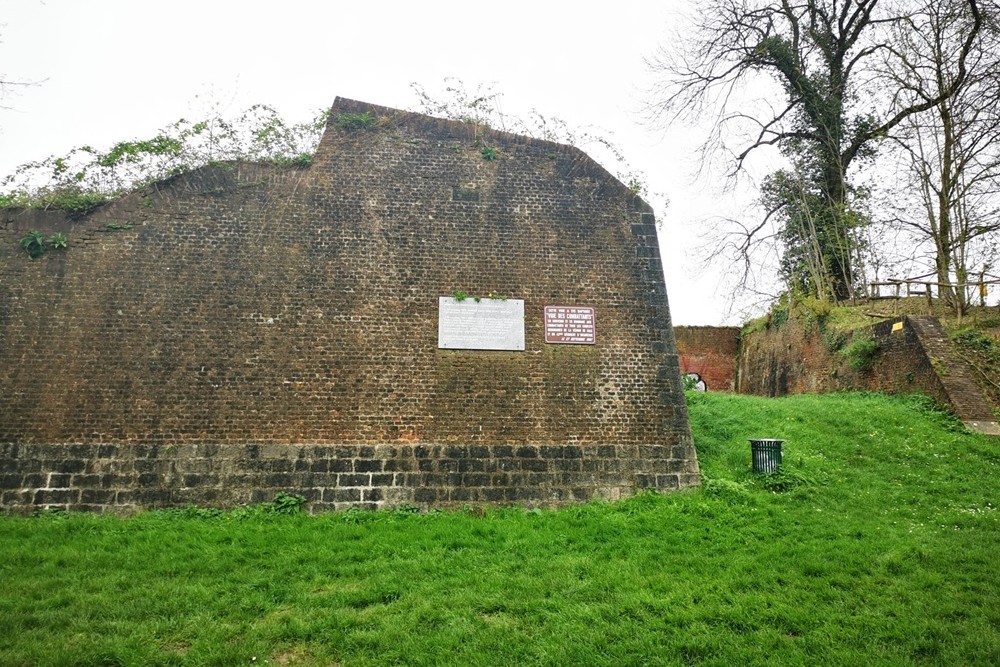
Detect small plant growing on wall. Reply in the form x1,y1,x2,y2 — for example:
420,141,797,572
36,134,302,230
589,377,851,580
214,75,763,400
19,230,69,259
19,231,46,258
451,290,508,302
335,111,376,131
271,153,313,168
53,191,108,218
480,146,498,161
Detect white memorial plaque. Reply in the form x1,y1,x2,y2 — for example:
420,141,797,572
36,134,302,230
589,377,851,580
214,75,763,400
438,297,525,351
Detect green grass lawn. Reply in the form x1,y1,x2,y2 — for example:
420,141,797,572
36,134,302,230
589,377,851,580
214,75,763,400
2,392,999,666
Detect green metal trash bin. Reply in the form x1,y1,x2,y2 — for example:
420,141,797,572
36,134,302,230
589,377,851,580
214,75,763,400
749,439,784,473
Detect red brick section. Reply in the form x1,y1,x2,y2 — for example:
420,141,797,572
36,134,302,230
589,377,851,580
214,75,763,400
674,326,740,392
738,315,999,434
0,97,700,513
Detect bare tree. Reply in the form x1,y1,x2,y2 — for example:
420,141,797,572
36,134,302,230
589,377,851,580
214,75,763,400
883,0,1000,314
0,29,35,110
650,0,983,302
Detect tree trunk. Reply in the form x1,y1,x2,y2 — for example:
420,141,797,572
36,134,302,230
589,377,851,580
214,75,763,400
822,149,854,302
937,105,958,309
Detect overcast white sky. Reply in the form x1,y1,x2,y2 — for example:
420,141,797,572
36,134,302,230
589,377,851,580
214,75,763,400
0,0,768,325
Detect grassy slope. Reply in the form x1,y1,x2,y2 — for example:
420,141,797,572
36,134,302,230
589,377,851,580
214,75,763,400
830,301,1000,417
747,298,1000,418
2,392,999,666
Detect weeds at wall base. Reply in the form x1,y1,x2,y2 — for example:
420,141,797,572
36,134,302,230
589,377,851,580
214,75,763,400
151,491,307,520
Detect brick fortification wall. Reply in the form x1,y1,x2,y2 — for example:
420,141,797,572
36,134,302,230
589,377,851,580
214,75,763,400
0,98,699,512
674,326,740,392
739,315,999,434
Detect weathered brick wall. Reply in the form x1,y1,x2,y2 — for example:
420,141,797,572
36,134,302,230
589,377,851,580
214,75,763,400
0,98,699,512
674,326,740,392
738,318,839,397
1,442,689,511
739,315,998,433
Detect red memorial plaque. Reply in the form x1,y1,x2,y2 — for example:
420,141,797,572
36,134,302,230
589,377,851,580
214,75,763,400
544,305,596,345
